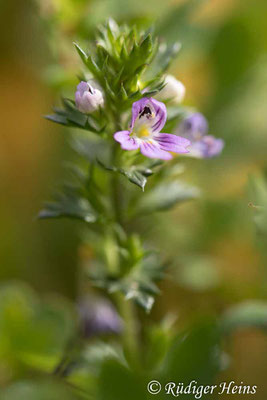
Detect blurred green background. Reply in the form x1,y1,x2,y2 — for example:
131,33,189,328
1,0,267,398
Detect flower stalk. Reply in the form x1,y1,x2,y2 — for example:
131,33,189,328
41,19,225,382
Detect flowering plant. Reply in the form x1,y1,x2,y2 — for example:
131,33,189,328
40,19,225,398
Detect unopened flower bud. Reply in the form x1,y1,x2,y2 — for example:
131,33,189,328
157,75,186,104
75,81,104,113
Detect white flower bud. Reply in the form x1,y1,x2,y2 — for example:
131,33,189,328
75,81,104,113
158,75,186,104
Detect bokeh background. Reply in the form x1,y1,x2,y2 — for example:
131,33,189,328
1,0,267,398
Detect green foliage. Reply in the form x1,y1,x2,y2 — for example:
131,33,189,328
160,319,221,396
97,359,147,400
98,158,158,191
176,256,220,292
248,174,267,236
220,301,267,334
136,181,200,213
88,246,165,312
74,20,163,110
41,19,201,314
156,0,206,43
0,380,80,400
0,283,76,373
39,191,97,223
45,98,105,134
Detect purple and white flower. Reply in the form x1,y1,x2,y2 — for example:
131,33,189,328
75,81,104,113
177,113,224,158
114,97,190,160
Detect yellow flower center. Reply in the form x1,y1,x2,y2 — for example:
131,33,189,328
136,125,151,138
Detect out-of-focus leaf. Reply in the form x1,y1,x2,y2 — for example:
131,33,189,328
156,0,206,42
176,256,220,292
136,181,200,213
160,320,221,396
89,252,165,313
0,283,76,372
68,342,124,396
38,193,97,223
97,359,147,400
145,323,173,370
0,380,80,400
253,208,267,236
45,114,68,126
147,42,181,79
220,301,267,335
209,15,259,110
248,174,267,235
72,136,112,164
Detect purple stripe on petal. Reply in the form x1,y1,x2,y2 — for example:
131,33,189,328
154,133,190,154
150,98,167,133
152,114,164,132
131,97,167,134
114,130,139,150
140,141,172,160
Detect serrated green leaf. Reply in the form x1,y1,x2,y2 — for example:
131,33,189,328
119,169,147,191
88,251,165,313
38,193,97,223
73,137,111,163
66,110,88,128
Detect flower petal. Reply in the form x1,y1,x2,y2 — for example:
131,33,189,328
154,133,190,154
130,98,150,130
77,81,89,95
149,98,167,133
140,140,172,160
130,97,167,134
114,131,139,150
178,112,208,140
189,135,224,158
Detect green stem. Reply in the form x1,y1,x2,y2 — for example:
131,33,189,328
114,292,140,368
111,143,123,225
110,138,140,368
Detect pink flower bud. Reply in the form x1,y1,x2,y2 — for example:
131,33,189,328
75,81,104,113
